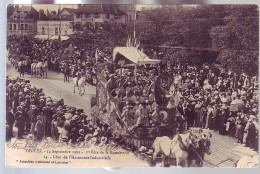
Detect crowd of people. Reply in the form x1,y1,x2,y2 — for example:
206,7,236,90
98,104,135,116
102,62,259,151
6,35,259,152
6,76,113,146
7,35,99,85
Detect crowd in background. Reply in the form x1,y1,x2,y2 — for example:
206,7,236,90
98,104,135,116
6,35,259,152
6,76,113,146
7,35,99,85
102,62,259,151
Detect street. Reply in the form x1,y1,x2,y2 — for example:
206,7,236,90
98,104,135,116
6,60,95,115
201,129,257,167
6,60,258,167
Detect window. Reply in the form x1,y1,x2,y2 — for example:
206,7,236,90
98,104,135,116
55,27,58,35
74,23,81,31
21,24,24,30
76,14,81,19
20,12,24,19
106,14,110,19
14,24,16,30
94,13,99,18
9,24,12,30
42,27,45,35
25,24,28,30
114,14,121,19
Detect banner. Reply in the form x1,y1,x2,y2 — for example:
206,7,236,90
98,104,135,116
61,44,74,59
96,72,124,133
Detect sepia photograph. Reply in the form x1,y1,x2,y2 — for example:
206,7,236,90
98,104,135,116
5,4,259,167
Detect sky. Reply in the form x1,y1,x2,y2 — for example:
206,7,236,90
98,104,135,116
15,4,162,13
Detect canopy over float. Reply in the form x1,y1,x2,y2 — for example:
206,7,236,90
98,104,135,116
113,47,160,66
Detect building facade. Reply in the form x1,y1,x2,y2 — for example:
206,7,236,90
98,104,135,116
37,20,73,37
117,4,137,21
36,8,74,38
73,4,128,30
7,5,38,36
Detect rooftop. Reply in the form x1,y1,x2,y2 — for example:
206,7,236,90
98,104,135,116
74,5,126,15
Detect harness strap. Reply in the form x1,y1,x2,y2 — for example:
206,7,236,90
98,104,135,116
177,134,190,152
193,149,203,163
169,140,178,154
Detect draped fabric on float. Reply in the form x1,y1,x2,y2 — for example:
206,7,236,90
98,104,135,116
154,73,173,107
61,44,74,59
95,71,125,135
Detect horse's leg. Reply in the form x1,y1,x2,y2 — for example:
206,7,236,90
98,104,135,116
73,84,75,93
153,150,158,161
82,85,85,96
183,159,188,167
79,86,81,95
176,158,180,167
162,157,165,167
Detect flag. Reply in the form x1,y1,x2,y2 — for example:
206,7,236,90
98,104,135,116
136,40,140,49
61,44,74,59
126,35,131,47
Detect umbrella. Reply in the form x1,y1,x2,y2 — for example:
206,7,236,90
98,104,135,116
231,99,245,105
230,99,245,112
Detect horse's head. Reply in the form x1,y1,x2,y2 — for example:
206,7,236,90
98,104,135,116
177,131,197,150
198,129,212,155
82,76,87,83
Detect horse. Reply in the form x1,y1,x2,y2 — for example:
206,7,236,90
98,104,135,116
73,76,87,96
17,61,26,77
31,62,37,77
187,129,212,167
35,61,48,78
152,131,197,167
63,65,71,83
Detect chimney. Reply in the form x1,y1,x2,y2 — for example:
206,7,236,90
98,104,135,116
15,5,19,11
39,9,44,20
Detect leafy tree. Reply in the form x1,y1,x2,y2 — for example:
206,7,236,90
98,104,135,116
210,5,259,76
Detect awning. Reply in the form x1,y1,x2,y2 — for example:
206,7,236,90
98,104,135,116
34,35,49,39
113,47,160,65
34,35,69,40
50,35,69,40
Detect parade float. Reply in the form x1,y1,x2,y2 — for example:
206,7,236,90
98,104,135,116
91,45,182,150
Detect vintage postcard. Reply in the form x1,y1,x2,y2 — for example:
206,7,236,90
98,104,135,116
5,4,259,167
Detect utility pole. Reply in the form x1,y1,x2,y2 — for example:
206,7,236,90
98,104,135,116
59,5,62,59
47,7,49,40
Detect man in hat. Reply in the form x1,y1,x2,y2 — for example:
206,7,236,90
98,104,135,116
27,105,38,134
185,102,195,130
34,115,44,141
14,106,26,139
245,116,257,149
6,106,15,139
42,103,54,137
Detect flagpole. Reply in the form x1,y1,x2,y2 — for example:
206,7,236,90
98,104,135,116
133,4,137,44
59,5,62,59
47,7,49,40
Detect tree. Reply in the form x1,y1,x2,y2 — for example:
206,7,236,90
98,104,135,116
137,5,226,64
210,5,259,76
